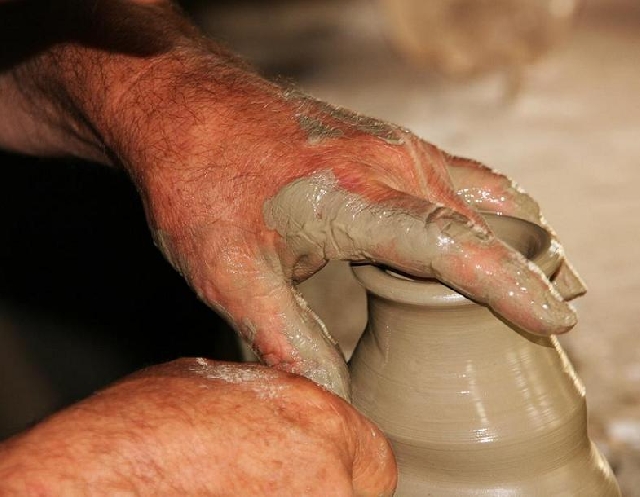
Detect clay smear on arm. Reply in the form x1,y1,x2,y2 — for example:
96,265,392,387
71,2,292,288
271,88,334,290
282,86,406,146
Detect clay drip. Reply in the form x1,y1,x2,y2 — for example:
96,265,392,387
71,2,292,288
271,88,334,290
349,214,620,496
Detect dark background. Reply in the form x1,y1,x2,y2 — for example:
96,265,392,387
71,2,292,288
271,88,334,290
0,152,240,439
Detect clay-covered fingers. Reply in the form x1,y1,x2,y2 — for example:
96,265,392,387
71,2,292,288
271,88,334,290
265,171,576,335
445,154,587,300
445,155,542,224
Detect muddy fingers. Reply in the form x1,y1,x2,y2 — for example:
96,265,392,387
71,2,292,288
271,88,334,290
265,171,576,335
446,154,587,300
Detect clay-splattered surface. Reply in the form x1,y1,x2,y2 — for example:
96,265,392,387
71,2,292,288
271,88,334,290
197,1,640,493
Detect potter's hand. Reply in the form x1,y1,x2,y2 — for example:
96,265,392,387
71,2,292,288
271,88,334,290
130,84,582,399
0,359,397,497
0,1,582,400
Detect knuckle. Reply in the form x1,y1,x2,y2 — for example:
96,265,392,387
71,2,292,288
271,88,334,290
288,376,352,430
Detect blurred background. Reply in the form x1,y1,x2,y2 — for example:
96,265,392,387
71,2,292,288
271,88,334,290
1,0,639,493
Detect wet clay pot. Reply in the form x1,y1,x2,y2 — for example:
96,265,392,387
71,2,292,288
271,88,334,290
349,214,620,496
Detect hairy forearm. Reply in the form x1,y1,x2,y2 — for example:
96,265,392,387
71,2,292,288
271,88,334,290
0,375,199,496
0,410,142,496
0,0,256,168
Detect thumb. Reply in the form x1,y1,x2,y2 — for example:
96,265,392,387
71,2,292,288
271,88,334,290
215,259,351,400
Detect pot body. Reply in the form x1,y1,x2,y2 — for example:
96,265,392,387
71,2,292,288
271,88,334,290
349,216,620,496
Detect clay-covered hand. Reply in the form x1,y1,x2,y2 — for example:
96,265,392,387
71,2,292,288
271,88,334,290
0,358,397,497
125,75,583,399
0,1,584,400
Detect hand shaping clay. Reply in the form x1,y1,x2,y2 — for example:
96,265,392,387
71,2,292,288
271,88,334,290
350,214,620,496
